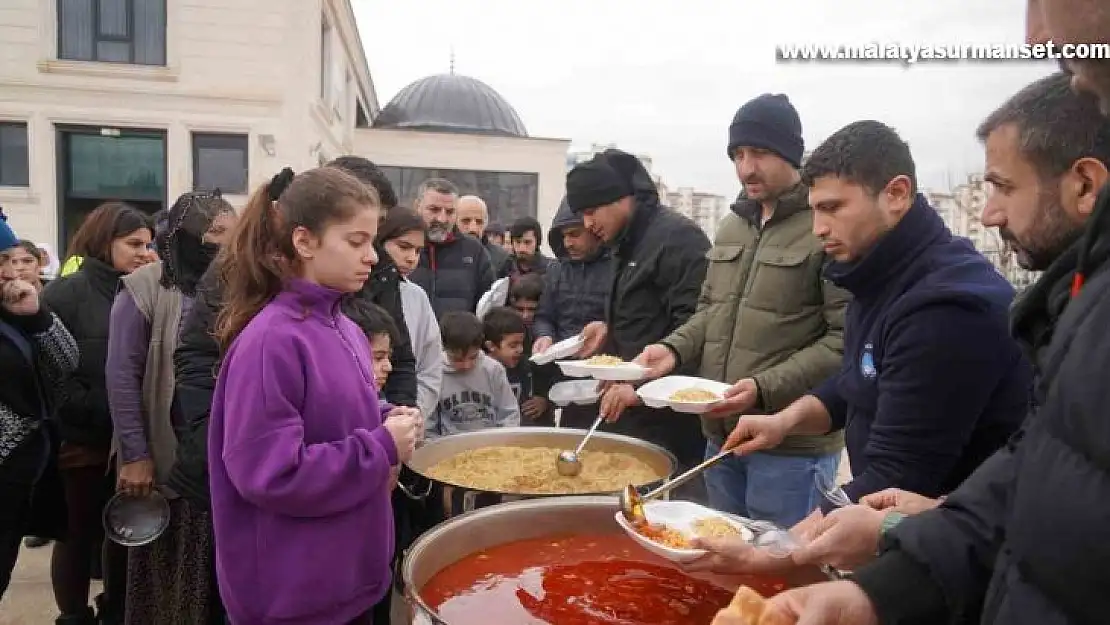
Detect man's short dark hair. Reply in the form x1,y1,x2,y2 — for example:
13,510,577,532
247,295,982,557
802,120,917,196
977,72,1110,180
328,156,399,210
440,311,485,352
416,177,459,200
509,273,544,303
341,298,400,344
482,306,526,346
509,216,542,242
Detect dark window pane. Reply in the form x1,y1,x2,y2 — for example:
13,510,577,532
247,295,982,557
132,0,166,65
0,123,30,187
68,134,164,201
379,166,538,224
58,0,95,61
97,0,128,37
192,133,248,194
96,40,130,62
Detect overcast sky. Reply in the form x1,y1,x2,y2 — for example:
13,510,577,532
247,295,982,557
354,0,1053,199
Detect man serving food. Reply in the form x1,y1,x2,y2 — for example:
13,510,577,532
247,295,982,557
567,148,710,497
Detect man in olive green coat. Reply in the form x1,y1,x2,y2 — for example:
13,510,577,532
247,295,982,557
636,94,848,527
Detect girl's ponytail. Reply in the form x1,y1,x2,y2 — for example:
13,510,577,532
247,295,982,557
214,169,294,352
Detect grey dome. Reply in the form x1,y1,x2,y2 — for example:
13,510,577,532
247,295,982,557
373,74,528,138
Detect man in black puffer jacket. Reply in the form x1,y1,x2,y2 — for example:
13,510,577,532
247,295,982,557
407,178,496,317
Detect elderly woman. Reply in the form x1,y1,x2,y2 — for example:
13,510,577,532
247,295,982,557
106,191,235,625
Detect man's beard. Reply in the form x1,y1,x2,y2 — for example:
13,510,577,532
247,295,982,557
1003,186,1084,271
427,224,450,243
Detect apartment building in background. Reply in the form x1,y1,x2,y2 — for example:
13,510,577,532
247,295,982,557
926,174,1037,288
0,0,376,251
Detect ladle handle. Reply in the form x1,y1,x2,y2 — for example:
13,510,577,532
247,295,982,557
574,413,606,455
644,448,733,501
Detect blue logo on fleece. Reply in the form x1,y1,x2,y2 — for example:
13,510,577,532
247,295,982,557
860,342,877,379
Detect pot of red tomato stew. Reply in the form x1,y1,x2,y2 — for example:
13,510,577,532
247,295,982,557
402,496,833,625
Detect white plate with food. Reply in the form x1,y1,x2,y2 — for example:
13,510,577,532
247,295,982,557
530,334,585,366
556,355,648,381
547,379,601,406
637,376,732,414
614,500,755,563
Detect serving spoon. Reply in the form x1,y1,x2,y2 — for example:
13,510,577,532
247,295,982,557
619,446,734,523
556,413,606,477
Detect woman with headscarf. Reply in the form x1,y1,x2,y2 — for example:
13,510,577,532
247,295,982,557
105,191,236,625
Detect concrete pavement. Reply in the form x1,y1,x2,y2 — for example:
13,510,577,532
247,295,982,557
1,543,97,625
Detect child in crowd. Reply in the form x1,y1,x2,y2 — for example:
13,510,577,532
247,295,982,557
509,272,543,331
482,306,550,425
506,273,553,424
341,298,399,396
428,311,519,439
207,167,421,625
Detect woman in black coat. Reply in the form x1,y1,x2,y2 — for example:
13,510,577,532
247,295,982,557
0,215,79,599
43,203,153,625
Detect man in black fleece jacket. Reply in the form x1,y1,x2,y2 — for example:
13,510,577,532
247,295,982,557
723,121,1030,528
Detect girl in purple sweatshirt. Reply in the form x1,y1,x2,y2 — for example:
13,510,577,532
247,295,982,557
207,167,421,625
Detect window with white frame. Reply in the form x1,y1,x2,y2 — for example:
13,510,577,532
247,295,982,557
57,0,167,66
192,133,248,194
0,123,29,187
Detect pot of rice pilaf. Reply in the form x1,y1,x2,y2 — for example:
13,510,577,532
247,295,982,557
402,427,678,522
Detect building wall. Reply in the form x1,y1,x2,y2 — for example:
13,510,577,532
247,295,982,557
0,0,374,248
354,128,571,240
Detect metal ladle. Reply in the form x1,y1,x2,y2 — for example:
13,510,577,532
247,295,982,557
556,414,606,477
619,446,734,523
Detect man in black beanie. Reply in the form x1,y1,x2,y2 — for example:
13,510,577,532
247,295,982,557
567,149,711,499
634,93,849,528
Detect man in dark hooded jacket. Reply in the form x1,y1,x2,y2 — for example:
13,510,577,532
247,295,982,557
569,149,711,493
532,198,612,429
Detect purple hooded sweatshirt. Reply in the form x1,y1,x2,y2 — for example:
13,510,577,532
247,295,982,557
208,278,397,625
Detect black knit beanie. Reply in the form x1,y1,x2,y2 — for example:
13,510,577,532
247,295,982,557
565,155,632,213
727,93,804,168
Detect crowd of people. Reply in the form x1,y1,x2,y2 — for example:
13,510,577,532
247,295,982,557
0,0,1106,623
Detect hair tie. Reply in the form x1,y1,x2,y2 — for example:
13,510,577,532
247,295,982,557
268,168,295,201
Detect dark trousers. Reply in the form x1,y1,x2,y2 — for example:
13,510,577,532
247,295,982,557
0,480,34,599
51,465,126,620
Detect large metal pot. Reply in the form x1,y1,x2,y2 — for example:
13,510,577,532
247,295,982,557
402,496,836,624
402,427,677,521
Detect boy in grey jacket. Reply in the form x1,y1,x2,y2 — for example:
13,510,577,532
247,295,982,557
427,311,520,439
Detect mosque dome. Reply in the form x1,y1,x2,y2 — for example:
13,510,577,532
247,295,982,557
372,73,529,138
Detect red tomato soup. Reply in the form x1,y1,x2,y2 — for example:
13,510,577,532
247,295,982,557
420,533,788,625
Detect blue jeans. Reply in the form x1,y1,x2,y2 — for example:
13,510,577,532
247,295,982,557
703,441,841,528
